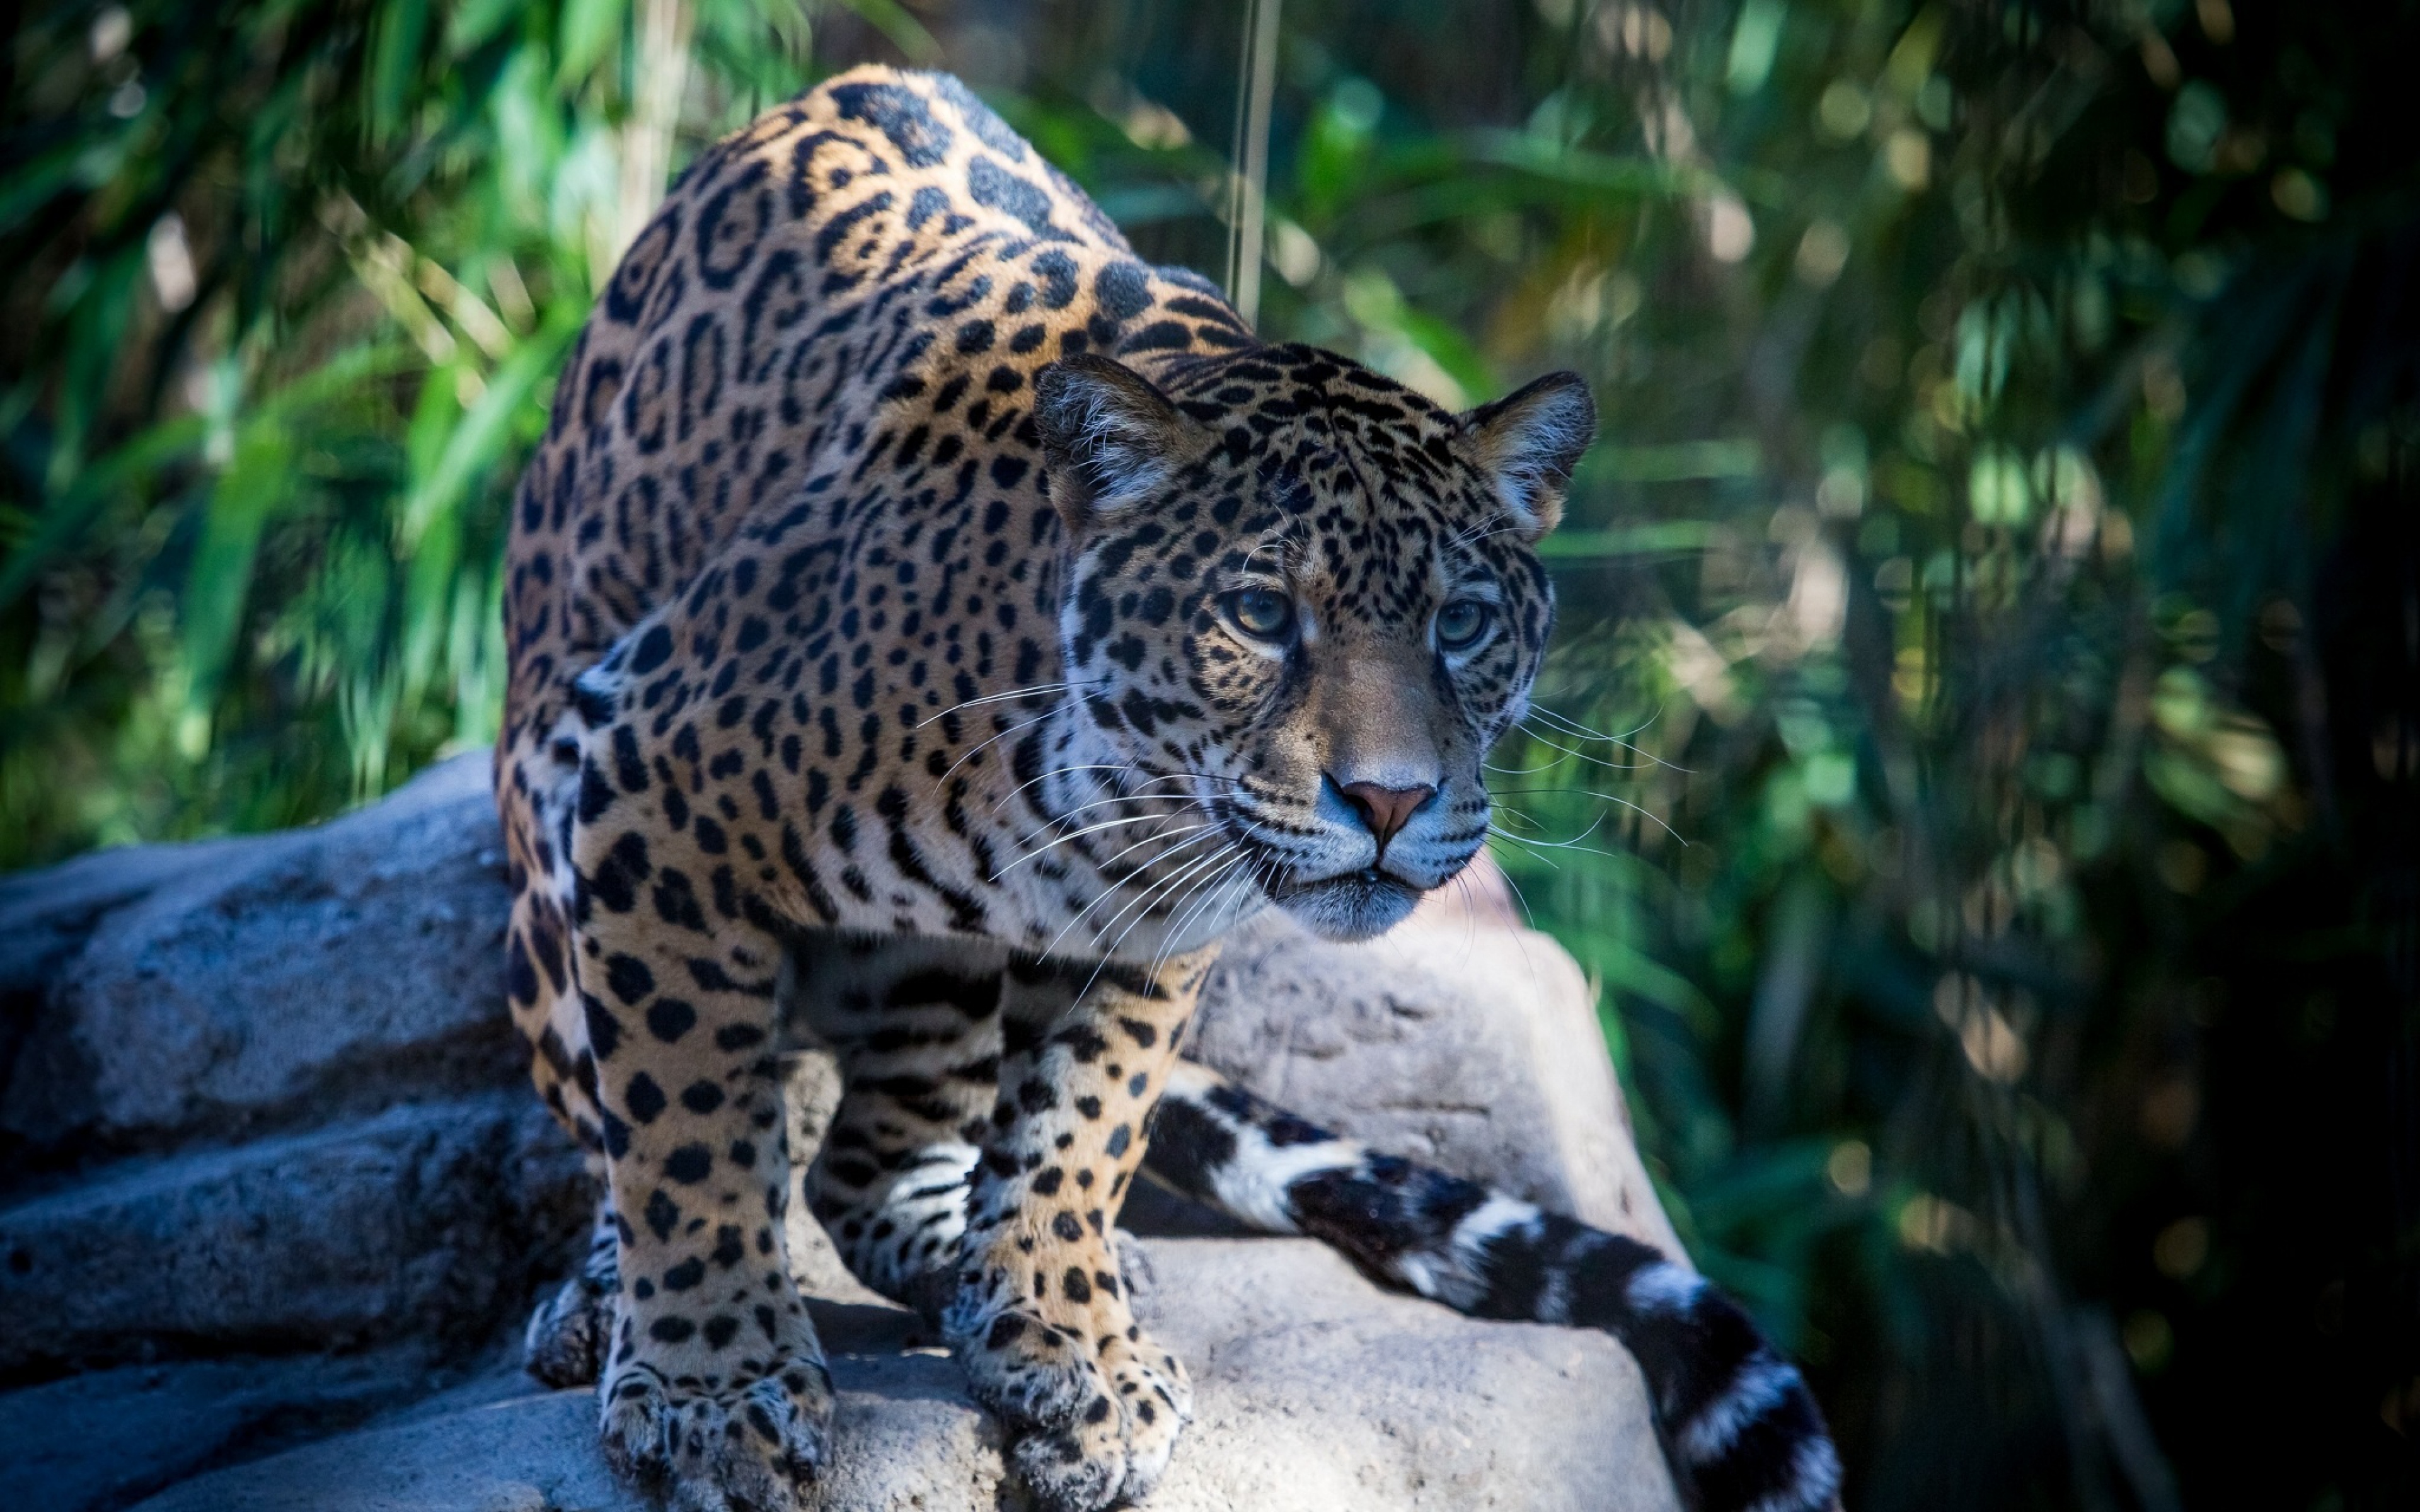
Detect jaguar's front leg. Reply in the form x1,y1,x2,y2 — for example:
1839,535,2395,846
570,835,834,1511
945,948,1215,1512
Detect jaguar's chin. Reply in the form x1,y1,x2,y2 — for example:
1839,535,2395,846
1272,868,1424,942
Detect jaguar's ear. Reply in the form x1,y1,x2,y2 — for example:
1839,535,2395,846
1458,371,1596,541
1034,353,1210,536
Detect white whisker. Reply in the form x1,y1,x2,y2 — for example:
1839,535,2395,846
1008,779,1207,850
1491,856,1544,929
1075,839,1240,973
911,679,1095,730
1487,828,1564,872
935,703,1064,786
1485,750,1575,776
1510,786,1686,845
991,762,1242,816
1152,846,1260,972
1042,825,1227,959
1491,810,1616,856
1006,816,1214,876
988,762,1139,815
1515,723,1658,771
1525,703,1691,773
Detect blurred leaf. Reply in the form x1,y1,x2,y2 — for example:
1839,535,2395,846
0,411,204,609
1536,522,1724,559
558,0,625,86
369,0,434,146
833,0,941,66
182,421,296,715
400,319,572,546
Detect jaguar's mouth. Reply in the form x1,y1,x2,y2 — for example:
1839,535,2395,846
1267,866,1424,942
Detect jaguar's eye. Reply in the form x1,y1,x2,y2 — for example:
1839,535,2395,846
1222,586,1296,641
1436,598,1492,651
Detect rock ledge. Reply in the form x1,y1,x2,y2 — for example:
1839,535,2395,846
0,755,1681,1511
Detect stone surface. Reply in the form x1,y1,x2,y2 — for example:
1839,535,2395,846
131,1239,1676,1512
1187,874,1683,1257
0,1094,586,1376
0,1346,464,1512
1,754,512,1171
0,755,1686,1511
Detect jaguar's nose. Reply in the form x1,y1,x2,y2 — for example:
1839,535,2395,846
1335,780,1436,854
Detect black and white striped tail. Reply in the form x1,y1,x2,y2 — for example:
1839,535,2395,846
1146,1062,1845,1512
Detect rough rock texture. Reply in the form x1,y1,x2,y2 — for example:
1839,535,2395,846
0,753,1684,1511
0,754,514,1171
0,1345,462,1512
1,1096,584,1375
132,1242,1671,1512
1189,902,1683,1255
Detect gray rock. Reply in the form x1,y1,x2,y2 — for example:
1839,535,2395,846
130,1239,1679,1512
0,757,1668,1246
1,753,509,1171
1187,866,1684,1258
0,1094,586,1375
0,835,236,1013
0,1346,461,1512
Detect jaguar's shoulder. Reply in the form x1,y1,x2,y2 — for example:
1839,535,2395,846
497,64,1253,756
657,64,1138,263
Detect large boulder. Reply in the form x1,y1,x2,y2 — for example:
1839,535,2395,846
0,1095,585,1376
1189,900,1680,1250
0,753,1685,1511
127,1240,1673,1512
0,1344,459,1512
0,754,514,1170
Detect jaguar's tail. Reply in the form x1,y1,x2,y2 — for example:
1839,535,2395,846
1144,1060,1844,1512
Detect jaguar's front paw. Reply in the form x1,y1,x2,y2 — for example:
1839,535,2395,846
950,1290,1193,1511
597,1334,835,1511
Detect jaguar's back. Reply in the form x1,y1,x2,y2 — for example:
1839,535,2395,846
500,68,1245,777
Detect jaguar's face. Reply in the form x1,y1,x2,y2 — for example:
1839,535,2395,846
1036,347,1594,942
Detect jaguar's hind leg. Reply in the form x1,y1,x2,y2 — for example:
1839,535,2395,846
525,1192,619,1387
500,723,627,1391
790,935,1008,1318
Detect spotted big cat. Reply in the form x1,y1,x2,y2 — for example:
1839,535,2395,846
496,63,1841,1512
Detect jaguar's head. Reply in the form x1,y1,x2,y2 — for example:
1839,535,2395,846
1035,344,1593,942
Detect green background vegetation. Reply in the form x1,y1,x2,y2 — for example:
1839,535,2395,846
4,1,2415,1506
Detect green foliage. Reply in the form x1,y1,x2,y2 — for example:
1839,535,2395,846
5,3,2416,1509
0,0,817,851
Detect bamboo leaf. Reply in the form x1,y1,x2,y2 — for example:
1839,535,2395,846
833,0,944,65
368,0,433,147
0,413,205,609
1537,521,1724,559
558,0,625,86
446,0,529,57
182,422,297,717
399,318,572,547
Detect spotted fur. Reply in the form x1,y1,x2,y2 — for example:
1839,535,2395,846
495,64,1835,1512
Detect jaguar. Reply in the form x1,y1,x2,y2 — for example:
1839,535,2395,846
496,63,1841,1512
